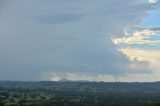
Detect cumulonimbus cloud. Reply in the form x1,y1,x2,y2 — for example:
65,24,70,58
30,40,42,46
0,0,157,81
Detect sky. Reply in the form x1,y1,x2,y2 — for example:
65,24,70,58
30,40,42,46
0,0,160,82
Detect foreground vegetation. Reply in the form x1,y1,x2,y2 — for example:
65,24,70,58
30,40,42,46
0,81,160,106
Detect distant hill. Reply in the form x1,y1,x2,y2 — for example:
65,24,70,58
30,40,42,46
58,79,90,82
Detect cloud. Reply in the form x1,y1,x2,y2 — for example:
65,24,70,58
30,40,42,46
148,0,158,4
47,71,160,82
112,29,160,45
33,13,85,24
112,27,160,82
119,47,160,70
42,72,62,81
65,72,116,82
112,26,160,72
0,0,157,81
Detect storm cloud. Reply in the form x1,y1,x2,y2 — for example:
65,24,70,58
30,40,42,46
0,0,158,81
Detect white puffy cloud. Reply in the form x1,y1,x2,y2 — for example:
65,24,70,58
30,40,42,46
112,29,160,45
119,47,160,70
112,26,160,82
148,0,158,3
